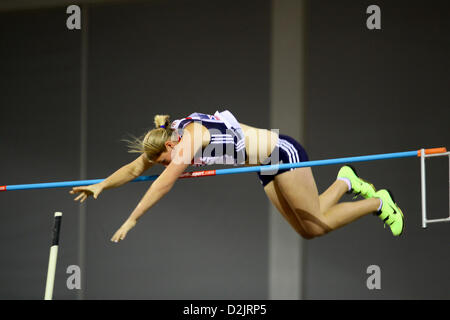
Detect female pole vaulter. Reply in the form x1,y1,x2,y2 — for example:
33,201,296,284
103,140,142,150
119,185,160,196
70,110,403,242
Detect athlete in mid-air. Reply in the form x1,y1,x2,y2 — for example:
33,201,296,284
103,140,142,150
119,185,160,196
69,110,404,242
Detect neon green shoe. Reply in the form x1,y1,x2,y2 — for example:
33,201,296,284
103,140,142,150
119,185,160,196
337,165,376,199
374,189,404,236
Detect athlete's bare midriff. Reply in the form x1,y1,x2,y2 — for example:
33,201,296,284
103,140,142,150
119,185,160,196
239,123,279,165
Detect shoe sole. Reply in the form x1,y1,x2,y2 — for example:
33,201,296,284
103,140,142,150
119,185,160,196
383,188,405,237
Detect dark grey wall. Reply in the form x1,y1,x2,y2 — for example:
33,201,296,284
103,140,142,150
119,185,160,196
1,0,449,300
0,0,270,299
305,0,450,299
0,9,81,299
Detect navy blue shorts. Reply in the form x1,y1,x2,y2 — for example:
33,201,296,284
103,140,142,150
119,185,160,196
257,134,309,187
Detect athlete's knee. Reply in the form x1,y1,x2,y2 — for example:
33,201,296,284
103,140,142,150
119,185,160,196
294,227,322,240
299,218,331,238
300,230,326,240
311,228,328,238
303,223,331,239
301,232,316,240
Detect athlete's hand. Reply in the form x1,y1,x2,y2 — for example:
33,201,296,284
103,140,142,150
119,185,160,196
70,183,104,203
111,219,137,243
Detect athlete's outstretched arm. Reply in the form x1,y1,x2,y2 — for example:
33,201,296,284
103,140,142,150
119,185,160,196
111,122,202,243
70,153,154,202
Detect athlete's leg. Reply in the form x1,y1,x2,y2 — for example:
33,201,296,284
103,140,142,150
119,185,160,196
263,180,314,239
274,167,380,238
318,179,349,213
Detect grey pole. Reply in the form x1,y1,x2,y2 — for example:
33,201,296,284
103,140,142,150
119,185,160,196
269,0,307,300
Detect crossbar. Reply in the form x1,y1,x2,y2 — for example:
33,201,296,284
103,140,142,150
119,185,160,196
1,147,446,192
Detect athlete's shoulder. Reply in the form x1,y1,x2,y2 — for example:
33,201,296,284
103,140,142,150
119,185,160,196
170,113,197,129
171,111,223,129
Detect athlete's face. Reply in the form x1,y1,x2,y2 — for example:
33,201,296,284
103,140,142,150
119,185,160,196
155,141,178,167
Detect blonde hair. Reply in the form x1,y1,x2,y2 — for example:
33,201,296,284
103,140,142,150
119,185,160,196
124,114,176,162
